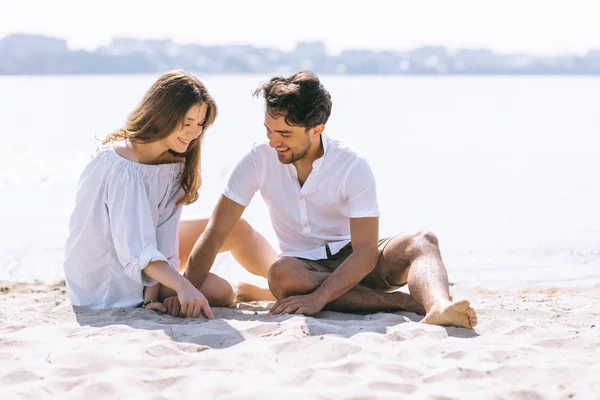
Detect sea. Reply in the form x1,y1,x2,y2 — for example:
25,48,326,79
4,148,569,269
0,74,598,287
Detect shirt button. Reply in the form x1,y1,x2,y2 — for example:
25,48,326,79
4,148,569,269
299,196,304,200
303,223,308,228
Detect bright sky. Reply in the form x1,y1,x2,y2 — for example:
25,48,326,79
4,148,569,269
1,0,599,55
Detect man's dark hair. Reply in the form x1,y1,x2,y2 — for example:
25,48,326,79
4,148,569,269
253,71,332,128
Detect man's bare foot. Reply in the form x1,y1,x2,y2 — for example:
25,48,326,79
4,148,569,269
233,281,276,302
421,299,478,328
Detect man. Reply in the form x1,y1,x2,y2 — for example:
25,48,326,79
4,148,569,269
184,71,477,328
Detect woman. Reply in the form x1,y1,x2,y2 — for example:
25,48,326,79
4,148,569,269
63,70,277,318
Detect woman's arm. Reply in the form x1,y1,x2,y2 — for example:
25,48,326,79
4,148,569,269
104,169,213,319
142,283,166,312
143,260,214,319
144,283,160,303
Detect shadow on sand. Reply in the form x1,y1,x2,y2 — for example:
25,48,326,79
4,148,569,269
74,301,478,350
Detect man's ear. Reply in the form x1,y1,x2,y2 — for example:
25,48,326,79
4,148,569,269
312,124,325,137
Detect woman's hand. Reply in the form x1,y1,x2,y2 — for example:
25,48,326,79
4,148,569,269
163,296,184,317
176,281,214,319
142,261,214,319
144,301,167,313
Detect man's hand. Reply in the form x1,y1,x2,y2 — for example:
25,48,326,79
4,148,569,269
268,293,327,316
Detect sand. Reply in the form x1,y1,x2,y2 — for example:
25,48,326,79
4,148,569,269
1,281,599,399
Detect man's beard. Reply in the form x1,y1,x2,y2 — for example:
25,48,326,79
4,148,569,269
278,133,311,164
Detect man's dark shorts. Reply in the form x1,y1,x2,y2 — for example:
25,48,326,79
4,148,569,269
296,237,404,292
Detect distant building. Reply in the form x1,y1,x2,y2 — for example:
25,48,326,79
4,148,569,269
294,41,327,59
0,34,68,58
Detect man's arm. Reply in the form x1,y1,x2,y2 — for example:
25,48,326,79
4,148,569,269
183,195,246,288
312,217,379,303
269,217,379,315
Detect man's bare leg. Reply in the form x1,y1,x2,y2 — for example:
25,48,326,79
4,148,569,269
268,258,425,314
179,218,278,301
378,230,478,328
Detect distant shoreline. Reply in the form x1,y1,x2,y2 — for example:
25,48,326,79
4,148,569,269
3,72,600,77
2,34,599,76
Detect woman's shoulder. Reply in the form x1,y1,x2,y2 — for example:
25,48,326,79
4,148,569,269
110,140,139,162
95,141,184,179
111,140,184,165
78,142,143,190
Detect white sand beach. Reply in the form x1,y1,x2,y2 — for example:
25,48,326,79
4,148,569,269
1,281,598,399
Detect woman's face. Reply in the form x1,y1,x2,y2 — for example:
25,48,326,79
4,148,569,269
162,103,208,153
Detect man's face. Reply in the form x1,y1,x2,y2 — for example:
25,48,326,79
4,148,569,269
264,111,312,164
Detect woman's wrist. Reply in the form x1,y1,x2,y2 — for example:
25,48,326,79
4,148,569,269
142,299,160,308
143,283,161,303
172,275,189,295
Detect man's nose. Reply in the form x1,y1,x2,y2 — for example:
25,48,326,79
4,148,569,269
268,132,280,148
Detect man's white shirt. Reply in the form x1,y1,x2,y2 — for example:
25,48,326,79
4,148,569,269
223,134,380,260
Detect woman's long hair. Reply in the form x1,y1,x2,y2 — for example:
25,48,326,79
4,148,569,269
102,70,217,205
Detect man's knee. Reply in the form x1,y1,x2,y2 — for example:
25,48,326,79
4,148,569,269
268,258,302,300
415,230,439,246
407,230,440,256
377,230,442,285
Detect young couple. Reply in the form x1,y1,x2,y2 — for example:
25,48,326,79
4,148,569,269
64,70,477,329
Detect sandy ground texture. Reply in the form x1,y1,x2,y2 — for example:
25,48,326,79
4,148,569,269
0,281,599,400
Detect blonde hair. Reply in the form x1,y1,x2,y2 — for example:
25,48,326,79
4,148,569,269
103,70,217,205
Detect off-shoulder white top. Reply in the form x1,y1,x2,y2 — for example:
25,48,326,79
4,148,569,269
63,143,184,309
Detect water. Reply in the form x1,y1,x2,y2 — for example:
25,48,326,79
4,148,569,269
0,74,599,287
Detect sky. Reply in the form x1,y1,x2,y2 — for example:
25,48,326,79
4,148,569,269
1,0,599,55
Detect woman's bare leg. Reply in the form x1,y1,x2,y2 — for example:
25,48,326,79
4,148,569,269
178,218,278,301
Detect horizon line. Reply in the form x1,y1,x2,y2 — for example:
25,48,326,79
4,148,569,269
1,32,597,58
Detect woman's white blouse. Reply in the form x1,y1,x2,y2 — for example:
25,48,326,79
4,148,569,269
63,144,184,309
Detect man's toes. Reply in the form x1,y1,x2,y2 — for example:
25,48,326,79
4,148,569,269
452,300,471,313
468,313,477,322
467,311,478,327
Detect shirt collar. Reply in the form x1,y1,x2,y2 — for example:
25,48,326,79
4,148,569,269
320,133,329,154
284,133,331,180
311,133,329,173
